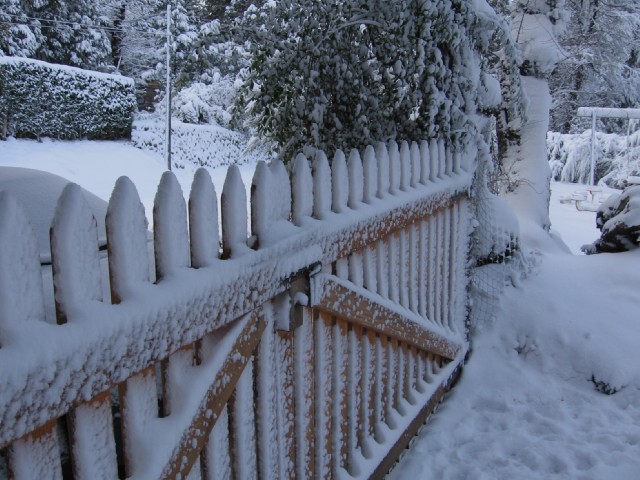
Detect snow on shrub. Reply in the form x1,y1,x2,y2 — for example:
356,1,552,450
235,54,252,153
548,129,640,188
0,57,136,140
165,78,236,127
131,118,267,170
582,185,640,254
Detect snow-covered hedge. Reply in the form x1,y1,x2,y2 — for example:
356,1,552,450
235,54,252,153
582,185,640,254
0,57,136,140
132,119,266,169
548,129,640,188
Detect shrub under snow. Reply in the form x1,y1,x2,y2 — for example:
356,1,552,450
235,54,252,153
582,185,640,254
0,57,136,140
548,129,640,188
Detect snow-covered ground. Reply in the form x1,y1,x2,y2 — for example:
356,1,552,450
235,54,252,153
1,139,638,479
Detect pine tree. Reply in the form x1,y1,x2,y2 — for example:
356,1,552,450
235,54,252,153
0,0,41,57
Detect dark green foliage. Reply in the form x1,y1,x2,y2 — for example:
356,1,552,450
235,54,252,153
235,0,487,160
0,57,136,140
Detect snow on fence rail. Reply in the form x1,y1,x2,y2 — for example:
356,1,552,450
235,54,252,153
0,139,474,479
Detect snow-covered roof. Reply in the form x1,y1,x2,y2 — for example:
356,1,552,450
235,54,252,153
0,167,107,263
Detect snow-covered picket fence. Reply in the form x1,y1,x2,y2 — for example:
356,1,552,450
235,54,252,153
0,139,475,479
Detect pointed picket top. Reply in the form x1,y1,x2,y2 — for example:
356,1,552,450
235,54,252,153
50,183,102,324
312,150,332,220
375,142,390,198
251,160,270,244
388,140,400,195
362,145,377,205
399,141,411,191
222,164,250,258
106,176,150,304
332,150,349,214
429,139,438,182
189,168,219,269
0,191,45,341
154,171,190,281
292,153,313,226
410,141,421,188
419,140,430,185
347,149,364,209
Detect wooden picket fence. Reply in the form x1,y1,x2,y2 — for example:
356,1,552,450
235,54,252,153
0,139,474,479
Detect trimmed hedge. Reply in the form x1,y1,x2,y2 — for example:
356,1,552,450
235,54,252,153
0,57,136,140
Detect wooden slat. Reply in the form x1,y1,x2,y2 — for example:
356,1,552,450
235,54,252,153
394,338,406,416
378,335,389,433
159,313,266,479
332,318,349,474
276,328,296,479
256,310,278,480
311,274,462,360
347,324,362,475
201,406,231,480
314,312,333,479
229,360,258,480
7,420,62,480
362,329,376,458
294,308,315,479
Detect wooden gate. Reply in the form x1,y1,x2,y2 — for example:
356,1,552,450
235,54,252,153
0,139,473,479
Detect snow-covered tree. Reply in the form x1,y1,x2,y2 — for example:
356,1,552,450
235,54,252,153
235,0,492,159
0,0,41,58
549,0,640,133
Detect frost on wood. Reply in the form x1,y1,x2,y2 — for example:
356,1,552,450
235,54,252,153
410,142,421,188
400,141,411,191
106,176,150,304
362,145,378,205
0,191,45,342
189,168,219,268
252,160,294,246
154,171,190,280
50,183,102,324
388,141,401,195
376,142,391,198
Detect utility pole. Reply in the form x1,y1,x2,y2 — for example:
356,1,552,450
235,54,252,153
165,4,172,171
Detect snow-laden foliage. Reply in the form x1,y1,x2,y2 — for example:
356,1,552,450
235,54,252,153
164,77,236,126
582,186,640,254
131,118,269,170
549,0,640,133
0,57,136,140
0,0,112,70
235,0,495,160
548,128,640,188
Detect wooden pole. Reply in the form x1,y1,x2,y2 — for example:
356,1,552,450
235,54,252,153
590,111,596,186
165,4,172,171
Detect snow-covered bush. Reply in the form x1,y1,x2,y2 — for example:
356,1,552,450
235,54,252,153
582,186,640,254
131,118,268,170
166,78,236,127
236,0,492,159
0,57,136,140
548,129,640,188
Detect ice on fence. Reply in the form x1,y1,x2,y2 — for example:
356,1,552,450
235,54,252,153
363,145,378,204
332,150,349,213
376,142,390,197
222,164,250,257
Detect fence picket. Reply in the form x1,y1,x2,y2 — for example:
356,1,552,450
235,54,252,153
399,141,410,191
347,324,363,475
50,183,102,325
419,140,430,185
106,176,150,304
314,312,333,479
189,168,219,268
294,307,315,479
332,318,349,474
429,139,438,183
313,151,332,220
388,141,400,195
0,191,46,343
348,149,364,209
375,142,390,198
221,165,250,258
201,407,231,480
7,421,62,480
229,358,258,479
438,139,446,179
410,141,421,188
362,145,377,204
292,153,313,226
332,150,348,214
154,171,190,280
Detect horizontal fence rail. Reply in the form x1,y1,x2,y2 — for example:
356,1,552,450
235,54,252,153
0,139,474,479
